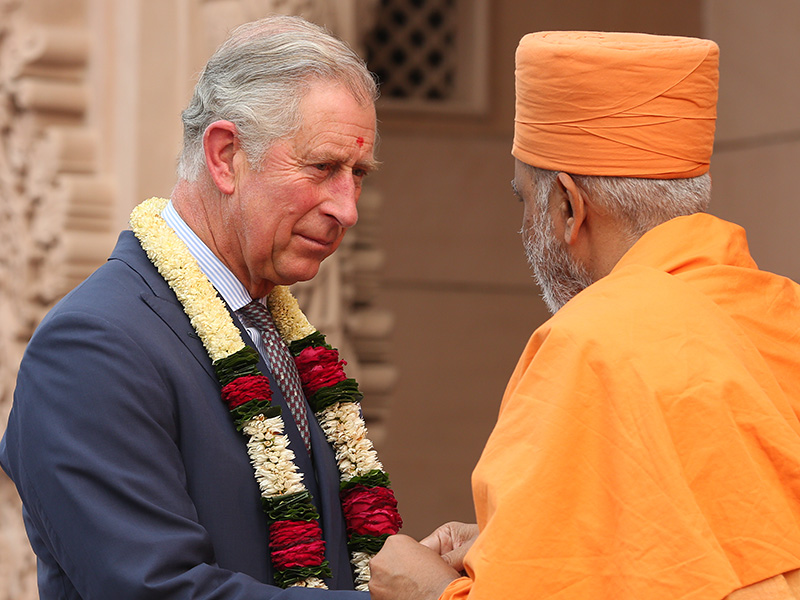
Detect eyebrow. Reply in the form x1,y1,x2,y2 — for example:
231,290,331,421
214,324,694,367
511,179,521,198
356,157,380,173
307,152,380,174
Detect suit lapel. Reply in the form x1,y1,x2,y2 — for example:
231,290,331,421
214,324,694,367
111,230,318,483
110,230,217,382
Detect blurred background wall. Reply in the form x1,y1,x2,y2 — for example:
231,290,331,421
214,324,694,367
1,0,798,596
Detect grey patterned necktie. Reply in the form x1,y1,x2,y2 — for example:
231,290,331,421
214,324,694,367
238,300,312,455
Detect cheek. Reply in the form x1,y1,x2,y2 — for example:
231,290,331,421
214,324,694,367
240,213,284,256
332,229,348,248
522,200,534,226
283,183,326,221
521,209,535,238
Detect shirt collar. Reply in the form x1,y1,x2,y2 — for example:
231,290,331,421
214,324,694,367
160,200,258,310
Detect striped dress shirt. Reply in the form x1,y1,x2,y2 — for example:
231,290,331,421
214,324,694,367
160,200,272,368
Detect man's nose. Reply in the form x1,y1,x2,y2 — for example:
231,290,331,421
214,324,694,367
324,171,360,228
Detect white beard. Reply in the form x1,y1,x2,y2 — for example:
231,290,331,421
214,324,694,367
521,204,594,314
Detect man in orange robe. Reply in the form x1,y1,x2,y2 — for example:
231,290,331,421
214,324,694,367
369,31,800,600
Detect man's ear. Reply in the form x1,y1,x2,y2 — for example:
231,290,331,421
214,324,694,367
556,172,587,246
203,120,239,195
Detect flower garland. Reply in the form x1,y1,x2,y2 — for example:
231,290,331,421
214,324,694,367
130,198,402,591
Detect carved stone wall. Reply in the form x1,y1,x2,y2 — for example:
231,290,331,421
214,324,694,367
0,0,390,596
0,0,115,597
0,0,111,423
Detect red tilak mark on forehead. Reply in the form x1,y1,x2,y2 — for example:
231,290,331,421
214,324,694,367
356,136,364,147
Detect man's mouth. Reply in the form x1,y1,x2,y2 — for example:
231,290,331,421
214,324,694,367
296,232,337,249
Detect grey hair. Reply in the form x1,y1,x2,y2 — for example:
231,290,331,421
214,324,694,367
527,165,712,237
177,15,378,182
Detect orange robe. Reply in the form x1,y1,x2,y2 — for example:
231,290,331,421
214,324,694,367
442,214,800,600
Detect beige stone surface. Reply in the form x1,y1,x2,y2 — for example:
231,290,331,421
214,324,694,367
711,139,800,281
372,134,531,288
374,285,549,538
707,0,800,143
705,0,800,282
3,0,800,594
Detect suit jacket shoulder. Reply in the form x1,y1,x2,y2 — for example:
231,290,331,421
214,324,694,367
1,230,363,599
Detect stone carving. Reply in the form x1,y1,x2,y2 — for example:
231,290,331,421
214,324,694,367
200,0,379,50
0,2,114,598
0,1,392,596
0,1,109,413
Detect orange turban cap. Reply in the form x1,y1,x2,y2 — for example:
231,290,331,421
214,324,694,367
513,31,719,178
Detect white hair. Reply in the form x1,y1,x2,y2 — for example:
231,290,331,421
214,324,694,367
527,165,712,237
177,15,378,182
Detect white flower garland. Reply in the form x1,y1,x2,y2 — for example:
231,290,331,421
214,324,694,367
267,251,388,592
130,197,396,591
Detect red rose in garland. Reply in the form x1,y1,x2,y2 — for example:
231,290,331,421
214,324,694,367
133,198,402,591
271,542,328,570
294,346,348,394
220,374,272,409
341,484,403,537
270,520,325,548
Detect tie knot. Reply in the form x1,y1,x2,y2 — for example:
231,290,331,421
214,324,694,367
239,300,274,330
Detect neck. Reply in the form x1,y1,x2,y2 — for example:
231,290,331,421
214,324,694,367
581,217,641,282
171,178,218,247
171,180,274,299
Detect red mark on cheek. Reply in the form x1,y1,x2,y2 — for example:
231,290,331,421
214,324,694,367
356,136,364,148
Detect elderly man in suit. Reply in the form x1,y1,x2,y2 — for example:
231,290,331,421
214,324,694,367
1,15,399,599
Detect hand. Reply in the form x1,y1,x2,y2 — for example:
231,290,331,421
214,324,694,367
419,522,479,573
369,534,461,600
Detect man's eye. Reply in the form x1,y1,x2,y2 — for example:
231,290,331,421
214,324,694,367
353,168,368,179
314,163,329,171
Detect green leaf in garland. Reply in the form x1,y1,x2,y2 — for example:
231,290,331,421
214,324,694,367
274,562,333,588
214,346,261,386
308,379,363,413
230,403,282,431
262,491,321,522
348,533,390,555
340,469,392,492
287,331,330,356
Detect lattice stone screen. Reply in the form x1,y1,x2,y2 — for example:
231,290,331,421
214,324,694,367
363,0,488,113
365,0,457,101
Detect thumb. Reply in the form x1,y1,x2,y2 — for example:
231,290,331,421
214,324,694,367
440,542,472,573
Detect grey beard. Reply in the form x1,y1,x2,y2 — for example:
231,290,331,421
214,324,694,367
521,212,594,314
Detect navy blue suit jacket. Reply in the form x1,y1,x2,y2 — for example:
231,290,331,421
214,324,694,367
1,231,367,599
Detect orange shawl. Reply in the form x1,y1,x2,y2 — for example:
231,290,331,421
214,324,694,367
442,214,800,599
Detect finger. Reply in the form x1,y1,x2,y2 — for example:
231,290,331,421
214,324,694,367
419,531,443,551
441,533,477,572
441,546,466,571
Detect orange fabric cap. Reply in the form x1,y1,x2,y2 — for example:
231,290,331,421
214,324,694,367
513,31,719,178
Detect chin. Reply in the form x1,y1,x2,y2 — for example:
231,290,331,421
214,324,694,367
277,264,324,286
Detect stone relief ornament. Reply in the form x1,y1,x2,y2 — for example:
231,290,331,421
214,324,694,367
1,2,113,598
0,1,393,597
